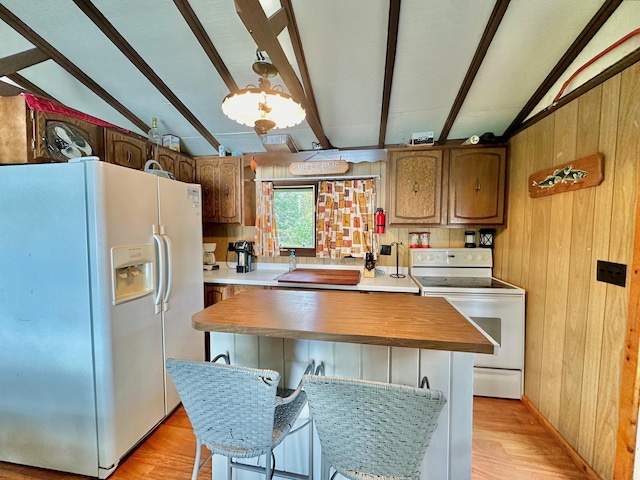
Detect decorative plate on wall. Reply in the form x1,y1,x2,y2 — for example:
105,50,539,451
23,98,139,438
43,121,93,162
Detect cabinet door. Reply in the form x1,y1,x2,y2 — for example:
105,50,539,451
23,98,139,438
196,157,243,223
105,130,147,170
388,149,445,225
196,159,217,221
35,110,104,163
217,158,241,223
176,156,195,183
448,147,506,225
156,150,176,177
156,148,196,183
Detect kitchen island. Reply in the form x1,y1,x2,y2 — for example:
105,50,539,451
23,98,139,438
192,289,496,480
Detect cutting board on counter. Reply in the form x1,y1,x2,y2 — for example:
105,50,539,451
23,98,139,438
277,268,361,286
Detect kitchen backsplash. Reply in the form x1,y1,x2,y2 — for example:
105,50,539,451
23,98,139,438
203,224,475,268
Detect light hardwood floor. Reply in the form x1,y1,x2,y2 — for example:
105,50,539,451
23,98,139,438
0,398,589,479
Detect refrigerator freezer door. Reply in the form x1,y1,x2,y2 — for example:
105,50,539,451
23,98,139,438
86,162,166,472
0,163,100,476
157,178,204,411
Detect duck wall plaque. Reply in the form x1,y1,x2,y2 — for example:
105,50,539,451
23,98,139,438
528,153,604,198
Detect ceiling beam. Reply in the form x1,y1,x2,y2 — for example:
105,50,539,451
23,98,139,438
280,0,322,133
234,0,330,149
268,7,288,36
503,0,623,138
71,0,220,150
0,5,148,133
6,72,58,102
0,78,25,96
511,46,640,137
438,0,510,144
0,48,49,77
172,0,238,92
378,0,401,149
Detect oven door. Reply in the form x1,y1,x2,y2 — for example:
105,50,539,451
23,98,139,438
431,293,524,370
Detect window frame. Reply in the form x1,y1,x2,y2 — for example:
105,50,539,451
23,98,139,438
272,181,317,258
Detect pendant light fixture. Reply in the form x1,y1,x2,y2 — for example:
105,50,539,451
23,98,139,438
221,50,306,134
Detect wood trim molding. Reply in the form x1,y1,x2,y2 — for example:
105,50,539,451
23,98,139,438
438,0,510,144
521,395,601,480
377,0,401,149
0,48,49,77
614,179,640,479
71,0,220,150
0,4,148,133
503,0,623,138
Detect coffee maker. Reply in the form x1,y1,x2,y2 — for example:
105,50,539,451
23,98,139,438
229,240,255,273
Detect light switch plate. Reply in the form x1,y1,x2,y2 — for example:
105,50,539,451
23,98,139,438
596,260,626,287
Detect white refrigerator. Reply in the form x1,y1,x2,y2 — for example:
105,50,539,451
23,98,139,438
0,158,204,478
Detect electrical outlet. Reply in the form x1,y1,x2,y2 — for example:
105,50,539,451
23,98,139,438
596,260,627,287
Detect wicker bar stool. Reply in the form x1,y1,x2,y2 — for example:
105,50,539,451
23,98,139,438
302,374,447,480
166,358,313,480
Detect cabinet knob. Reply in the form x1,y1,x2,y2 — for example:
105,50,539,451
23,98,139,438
475,180,481,193
413,182,419,193
225,185,230,196
127,151,132,163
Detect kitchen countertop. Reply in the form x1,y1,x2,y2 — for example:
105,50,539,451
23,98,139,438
192,289,496,353
203,264,420,293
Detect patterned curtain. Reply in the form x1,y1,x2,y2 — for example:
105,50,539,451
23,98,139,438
254,181,279,256
316,179,377,259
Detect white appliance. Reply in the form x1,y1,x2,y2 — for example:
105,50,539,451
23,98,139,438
410,248,525,399
0,158,204,478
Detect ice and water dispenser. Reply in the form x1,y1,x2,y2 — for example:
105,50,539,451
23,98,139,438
111,244,155,305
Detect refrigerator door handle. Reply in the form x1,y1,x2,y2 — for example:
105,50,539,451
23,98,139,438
162,233,173,311
153,231,166,314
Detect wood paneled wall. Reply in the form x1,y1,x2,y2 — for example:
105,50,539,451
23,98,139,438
493,61,640,480
203,160,467,268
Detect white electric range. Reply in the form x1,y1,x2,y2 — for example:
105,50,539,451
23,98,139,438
410,248,525,399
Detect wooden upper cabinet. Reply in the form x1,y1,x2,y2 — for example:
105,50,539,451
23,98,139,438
388,149,446,225
156,148,196,183
448,147,506,225
105,130,148,170
195,156,255,225
196,157,241,223
0,95,103,164
217,159,241,223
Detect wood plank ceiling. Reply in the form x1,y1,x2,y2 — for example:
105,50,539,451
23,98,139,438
0,0,638,157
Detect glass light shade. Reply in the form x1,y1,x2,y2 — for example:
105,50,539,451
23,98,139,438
221,88,306,132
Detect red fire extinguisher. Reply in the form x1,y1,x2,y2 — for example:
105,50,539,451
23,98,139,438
375,208,386,234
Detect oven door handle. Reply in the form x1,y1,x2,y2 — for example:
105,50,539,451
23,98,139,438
440,294,523,304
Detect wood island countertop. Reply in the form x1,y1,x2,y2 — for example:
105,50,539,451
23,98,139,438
192,289,496,354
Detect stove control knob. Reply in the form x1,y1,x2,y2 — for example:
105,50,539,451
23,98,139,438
466,253,474,261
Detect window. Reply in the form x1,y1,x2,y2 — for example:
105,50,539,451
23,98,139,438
273,184,316,257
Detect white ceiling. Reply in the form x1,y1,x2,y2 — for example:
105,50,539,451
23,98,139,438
0,0,639,157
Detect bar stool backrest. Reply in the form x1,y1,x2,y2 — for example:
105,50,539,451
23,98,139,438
302,374,447,480
167,359,280,458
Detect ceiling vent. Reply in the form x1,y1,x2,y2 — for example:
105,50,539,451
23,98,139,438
260,134,299,153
